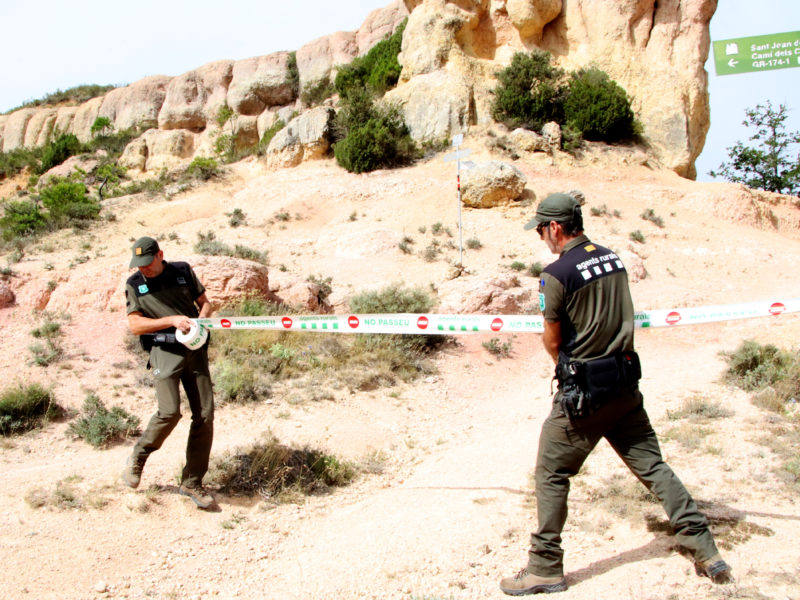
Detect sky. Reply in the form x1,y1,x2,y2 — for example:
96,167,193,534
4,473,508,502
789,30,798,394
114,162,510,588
0,0,797,182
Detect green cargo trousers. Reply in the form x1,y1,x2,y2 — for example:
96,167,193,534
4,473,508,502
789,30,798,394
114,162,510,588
528,387,719,577
131,344,214,488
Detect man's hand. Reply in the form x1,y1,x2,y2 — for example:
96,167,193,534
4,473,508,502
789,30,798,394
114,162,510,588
172,315,193,334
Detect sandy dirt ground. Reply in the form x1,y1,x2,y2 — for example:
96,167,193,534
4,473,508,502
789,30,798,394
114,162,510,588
1,143,799,600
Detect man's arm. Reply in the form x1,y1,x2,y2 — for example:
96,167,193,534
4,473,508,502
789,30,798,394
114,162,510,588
196,292,212,318
542,319,562,363
128,312,194,335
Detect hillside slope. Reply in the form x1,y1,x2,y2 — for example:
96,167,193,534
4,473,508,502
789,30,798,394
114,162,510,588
1,144,799,599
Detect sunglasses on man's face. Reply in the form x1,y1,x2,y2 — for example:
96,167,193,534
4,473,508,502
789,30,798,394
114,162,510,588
536,222,548,238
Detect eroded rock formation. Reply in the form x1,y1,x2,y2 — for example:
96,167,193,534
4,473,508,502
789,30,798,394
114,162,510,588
0,0,716,178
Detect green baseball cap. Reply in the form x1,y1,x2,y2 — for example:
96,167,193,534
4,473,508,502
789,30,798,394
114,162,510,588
129,236,160,268
523,192,581,230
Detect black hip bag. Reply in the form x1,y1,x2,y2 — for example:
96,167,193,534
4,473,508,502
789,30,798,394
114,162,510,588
555,351,641,420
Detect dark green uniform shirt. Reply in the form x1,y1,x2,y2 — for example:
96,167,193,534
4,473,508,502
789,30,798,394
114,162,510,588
539,235,634,360
125,261,205,327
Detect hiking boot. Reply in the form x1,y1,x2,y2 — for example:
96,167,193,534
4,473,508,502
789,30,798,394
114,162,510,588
695,554,733,584
121,454,146,489
178,484,215,509
500,569,567,596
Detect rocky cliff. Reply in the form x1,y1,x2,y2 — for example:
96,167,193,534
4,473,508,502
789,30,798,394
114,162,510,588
0,0,716,178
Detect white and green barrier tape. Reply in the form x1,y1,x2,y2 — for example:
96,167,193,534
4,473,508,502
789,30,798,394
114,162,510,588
195,298,800,336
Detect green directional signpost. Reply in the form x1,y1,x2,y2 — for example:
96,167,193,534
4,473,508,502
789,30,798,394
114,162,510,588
713,31,800,76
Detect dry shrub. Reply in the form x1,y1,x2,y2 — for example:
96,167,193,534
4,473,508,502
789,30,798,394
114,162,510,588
207,431,356,502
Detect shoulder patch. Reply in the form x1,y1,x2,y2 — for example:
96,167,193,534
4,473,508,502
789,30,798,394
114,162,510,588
585,244,596,252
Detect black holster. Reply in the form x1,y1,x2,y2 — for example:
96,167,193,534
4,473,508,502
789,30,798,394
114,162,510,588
555,350,641,420
139,332,177,352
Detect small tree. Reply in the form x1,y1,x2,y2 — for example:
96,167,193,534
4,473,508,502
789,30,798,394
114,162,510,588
90,116,113,137
709,102,800,196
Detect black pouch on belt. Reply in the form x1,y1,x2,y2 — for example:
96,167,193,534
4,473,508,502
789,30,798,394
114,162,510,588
556,351,641,420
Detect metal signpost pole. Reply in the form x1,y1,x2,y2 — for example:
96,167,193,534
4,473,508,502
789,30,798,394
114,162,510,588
444,134,472,268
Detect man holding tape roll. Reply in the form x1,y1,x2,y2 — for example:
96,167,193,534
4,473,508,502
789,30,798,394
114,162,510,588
121,236,216,510
499,193,731,595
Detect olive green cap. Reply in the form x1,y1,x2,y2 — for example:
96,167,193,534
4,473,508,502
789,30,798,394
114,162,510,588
523,193,581,230
129,236,160,268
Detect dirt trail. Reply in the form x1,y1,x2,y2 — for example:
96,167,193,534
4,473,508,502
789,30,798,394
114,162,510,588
1,152,799,599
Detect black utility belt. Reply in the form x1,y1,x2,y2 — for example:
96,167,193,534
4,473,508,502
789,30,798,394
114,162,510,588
555,351,642,420
139,332,178,352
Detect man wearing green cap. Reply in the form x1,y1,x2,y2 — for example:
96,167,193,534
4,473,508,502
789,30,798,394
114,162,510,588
121,236,216,509
500,193,731,595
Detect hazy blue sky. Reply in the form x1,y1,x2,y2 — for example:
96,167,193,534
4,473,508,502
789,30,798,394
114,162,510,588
0,1,797,182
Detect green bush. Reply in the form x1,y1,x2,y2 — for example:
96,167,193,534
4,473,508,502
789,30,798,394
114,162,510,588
722,340,794,391
334,19,406,99
564,67,636,142
0,383,59,435
39,180,99,225
184,156,220,181
640,208,664,228
213,358,271,404
194,230,231,256
193,231,267,263
67,393,140,448
491,50,566,130
39,133,83,174
349,283,444,353
88,127,139,156
0,199,47,239
333,100,416,173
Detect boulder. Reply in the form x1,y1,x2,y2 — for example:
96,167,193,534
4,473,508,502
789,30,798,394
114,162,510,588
0,280,15,309
46,265,121,313
265,107,335,169
119,137,148,172
2,108,36,152
188,255,274,309
118,129,196,173
276,281,331,312
541,122,561,152
437,275,533,314
509,128,548,153
41,155,100,182
227,52,296,116
99,75,171,132
141,129,197,172
461,161,527,208
158,61,233,132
